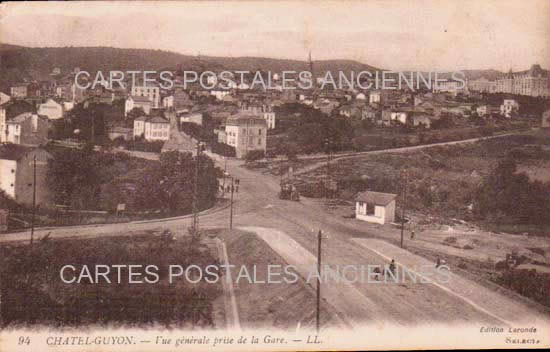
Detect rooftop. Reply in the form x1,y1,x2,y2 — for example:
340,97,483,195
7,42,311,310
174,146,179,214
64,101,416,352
226,114,267,126
356,191,397,206
0,144,35,161
129,95,153,103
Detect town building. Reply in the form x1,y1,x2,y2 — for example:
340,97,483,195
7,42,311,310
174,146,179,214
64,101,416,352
10,83,29,98
133,115,170,141
0,144,52,206
107,126,133,141
0,112,49,146
37,98,64,120
125,95,153,116
211,89,230,101
0,92,11,105
433,79,467,94
241,102,276,129
494,65,550,98
369,91,382,104
476,105,490,117
225,115,267,158
355,191,397,225
500,99,519,118
411,114,432,129
467,77,497,93
180,112,203,126
131,83,160,108
542,109,550,128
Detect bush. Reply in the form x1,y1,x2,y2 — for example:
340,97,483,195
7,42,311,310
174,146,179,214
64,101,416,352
211,142,236,157
245,150,265,162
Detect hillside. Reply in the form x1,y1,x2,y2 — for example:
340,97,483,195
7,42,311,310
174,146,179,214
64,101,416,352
0,44,383,92
0,44,516,94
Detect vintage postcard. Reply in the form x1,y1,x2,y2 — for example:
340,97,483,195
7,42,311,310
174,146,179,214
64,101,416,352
0,0,549,351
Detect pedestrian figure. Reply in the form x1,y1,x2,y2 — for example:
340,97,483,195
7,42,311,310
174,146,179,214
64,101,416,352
410,230,415,240
389,259,396,275
373,266,381,281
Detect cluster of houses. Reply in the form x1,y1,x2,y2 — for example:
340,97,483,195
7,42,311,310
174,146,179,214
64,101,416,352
2,63,550,222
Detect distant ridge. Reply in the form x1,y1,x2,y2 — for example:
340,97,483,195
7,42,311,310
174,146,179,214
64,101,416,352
0,43,382,91
0,43,540,93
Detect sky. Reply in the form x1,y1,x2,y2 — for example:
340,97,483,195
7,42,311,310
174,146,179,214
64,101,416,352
1,0,549,72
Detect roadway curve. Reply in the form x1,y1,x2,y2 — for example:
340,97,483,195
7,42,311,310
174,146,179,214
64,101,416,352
1,145,548,327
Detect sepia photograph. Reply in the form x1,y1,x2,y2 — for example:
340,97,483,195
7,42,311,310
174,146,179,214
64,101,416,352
0,0,549,350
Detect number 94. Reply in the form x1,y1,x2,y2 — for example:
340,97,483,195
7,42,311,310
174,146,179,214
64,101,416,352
18,336,30,345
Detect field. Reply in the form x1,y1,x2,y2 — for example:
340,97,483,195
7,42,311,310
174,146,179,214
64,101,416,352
0,231,224,328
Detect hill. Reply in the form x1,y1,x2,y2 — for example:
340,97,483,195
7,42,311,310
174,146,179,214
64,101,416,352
0,44,383,92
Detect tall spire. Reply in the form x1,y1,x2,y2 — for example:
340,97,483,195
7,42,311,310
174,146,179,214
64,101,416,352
309,50,315,88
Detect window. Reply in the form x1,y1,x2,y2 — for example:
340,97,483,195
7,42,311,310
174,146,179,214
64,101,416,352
366,203,375,215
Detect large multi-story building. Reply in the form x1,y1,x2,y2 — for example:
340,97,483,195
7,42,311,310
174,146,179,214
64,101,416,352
240,102,276,129
0,112,49,146
225,115,267,158
467,65,550,98
131,82,160,108
133,115,170,141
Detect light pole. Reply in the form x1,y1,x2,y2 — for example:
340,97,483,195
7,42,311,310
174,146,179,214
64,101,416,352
324,138,332,199
30,155,36,247
192,140,205,236
229,177,234,230
316,229,322,333
225,174,239,230
400,169,408,248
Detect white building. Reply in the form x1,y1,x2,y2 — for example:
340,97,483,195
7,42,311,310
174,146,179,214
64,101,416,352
241,103,276,129
433,79,467,94
162,95,174,109
131,83,160,108
211,89,230,100
180,112,203,126
356,92,366,100
225,115,267,158
37,98,64,120
369,91,381,104
0,92,10,105
133,116,170,141
355,191,397,225
500,99,519,118
125,95,153,116
390,111,408,124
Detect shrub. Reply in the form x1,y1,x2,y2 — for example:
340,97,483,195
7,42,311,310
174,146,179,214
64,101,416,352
245,150,265,162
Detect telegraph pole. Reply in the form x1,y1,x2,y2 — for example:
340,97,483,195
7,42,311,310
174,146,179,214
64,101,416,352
325,138,331,199
400,170,408,248
316,230,322,333
229,177,234,230
30,155,36,247
192,140,201,234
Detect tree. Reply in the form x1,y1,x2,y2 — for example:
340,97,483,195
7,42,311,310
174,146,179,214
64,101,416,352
134,151,220,214
46,144,101,209
474,158,550,225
